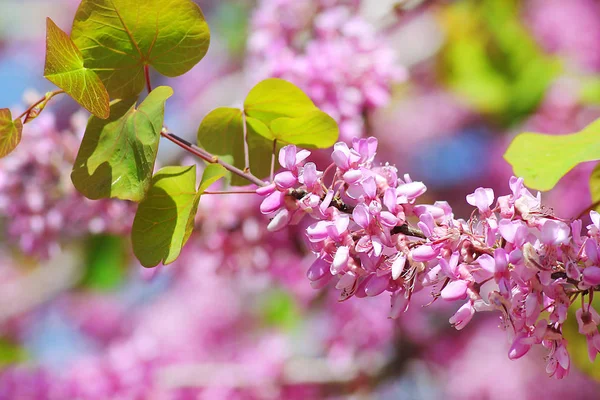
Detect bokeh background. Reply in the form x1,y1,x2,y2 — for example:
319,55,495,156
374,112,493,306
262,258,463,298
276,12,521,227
0,0,599,398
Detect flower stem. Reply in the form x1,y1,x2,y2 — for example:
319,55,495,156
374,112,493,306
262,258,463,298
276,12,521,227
144,65,153,93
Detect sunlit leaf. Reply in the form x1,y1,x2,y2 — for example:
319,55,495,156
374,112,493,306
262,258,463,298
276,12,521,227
71,0,210,98
71,86,173,201
197,107,276,186
244,78,318,125
184,164,228,240
269,110,338,148
0,108,22,158
44,18,109,119
132,164,227,267
504,118,600,191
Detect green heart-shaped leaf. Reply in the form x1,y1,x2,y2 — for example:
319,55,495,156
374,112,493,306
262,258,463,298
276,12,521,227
71,86,173,201
243,78,318,125
504,118,600,191
44,18,109,119
197,107,276,186
268,110,339,148
0,109,22,158
132,164,227,267
71,0,210,98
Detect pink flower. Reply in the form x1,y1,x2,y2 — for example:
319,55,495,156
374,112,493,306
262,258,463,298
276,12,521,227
466,187,494,215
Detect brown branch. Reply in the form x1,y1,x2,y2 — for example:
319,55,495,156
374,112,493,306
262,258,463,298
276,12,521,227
160,129,267,187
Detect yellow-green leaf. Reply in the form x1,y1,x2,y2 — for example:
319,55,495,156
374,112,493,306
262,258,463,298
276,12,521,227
44,18,109,119
269,110,339,148
71,0,210,98
132,164,227,267
0,109,22,158
243,78,318,125
71,86,173,201
504,118,600,191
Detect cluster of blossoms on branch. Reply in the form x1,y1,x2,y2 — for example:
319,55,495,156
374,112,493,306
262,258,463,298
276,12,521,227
258,137,600,379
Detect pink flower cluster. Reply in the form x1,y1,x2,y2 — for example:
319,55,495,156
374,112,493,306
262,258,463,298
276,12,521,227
0,112,134,258
258,137,600,379
247,0,406,139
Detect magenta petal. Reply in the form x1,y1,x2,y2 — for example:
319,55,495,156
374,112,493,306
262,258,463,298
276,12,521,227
410,245,440,262
279,145,298,170
508,334,532,360
260,191,285,214
327,215,349,240
331,143,351,169
499,219,527,245
592,211,600,229
383,188,397,212
379,211,398,228
477,254,495,274
362,176,377,199
343,169,362,184
391,254,406,280
336,271,356,289
583,266,600,286
493,248,508,274
321,190,334,210
352,204,371,228
331,246,349,275
306,221,330,242
256,183,276,196
307,257,329,281
541,219,570,246
441,279,468,301
396,181,426,199
365,274,388,297
390,290,410,318
295,149,311,165
267,209,290,232
449,302,474,330
302,162,318,188
466,187,494,213
274,171,297,189
413,205,444,219
585,239,599,265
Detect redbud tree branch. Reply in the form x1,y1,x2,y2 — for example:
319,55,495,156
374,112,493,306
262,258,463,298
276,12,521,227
159,129,267,187
17,89,65,122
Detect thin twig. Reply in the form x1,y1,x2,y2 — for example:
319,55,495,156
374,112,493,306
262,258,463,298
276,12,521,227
17,89,65,121
160,129,267,187
242,111,250,172
203,190,257,195
270,139,277,182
